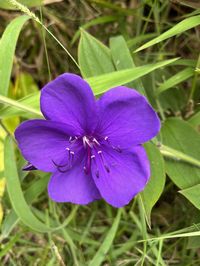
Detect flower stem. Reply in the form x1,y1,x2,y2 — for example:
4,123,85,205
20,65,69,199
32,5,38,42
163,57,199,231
159,144,200,168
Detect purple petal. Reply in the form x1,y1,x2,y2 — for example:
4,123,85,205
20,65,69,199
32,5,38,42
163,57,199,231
15,119,78,172
96,86,160,148
91,145,150,208
41,73,97,134
48,152,101,204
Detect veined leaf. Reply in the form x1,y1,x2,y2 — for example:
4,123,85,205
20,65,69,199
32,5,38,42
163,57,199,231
188,111,200,132
109,35,145,95
161,118,200,209
78,29,115,78
180,184,200,210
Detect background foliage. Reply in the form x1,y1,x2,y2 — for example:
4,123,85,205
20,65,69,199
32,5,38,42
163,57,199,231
0,0,200,265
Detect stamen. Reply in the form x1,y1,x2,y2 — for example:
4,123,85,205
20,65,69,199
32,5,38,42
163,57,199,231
113,146,122,153
95,170,100,178
83,166,87,174
91,154,100,178
70,151,75,164
52,160,71,173
104,165,110,173
93,138,100,146
83,136,92,148
53,148,75,173
104,136,122,153
69,136,78,144
97,150,110,174
52,160,69,168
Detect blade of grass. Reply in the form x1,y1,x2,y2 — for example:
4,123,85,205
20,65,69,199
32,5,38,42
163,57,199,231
135,14,200,52
0,15,30,96
156,67,194,95
88,209,122,266
87,58,179,95
0,94,42,117
4,136,52,232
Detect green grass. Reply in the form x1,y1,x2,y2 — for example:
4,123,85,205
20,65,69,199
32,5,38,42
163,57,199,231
0,1,200,265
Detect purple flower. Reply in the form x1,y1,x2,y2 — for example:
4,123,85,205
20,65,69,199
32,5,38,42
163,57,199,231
15,73,160,208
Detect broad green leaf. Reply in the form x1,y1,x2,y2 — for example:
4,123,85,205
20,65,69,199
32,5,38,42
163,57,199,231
188,111,200,132
158,87,188,113
4,136,52,232
109,35,145,95
88,209,122,266
86,58,179,95
156,68,194,95
0,94,42,118
180,184,200,210
135,15,200,52
141,142,165,227
0,15,30,96
161,118,200,191
78,29,115,78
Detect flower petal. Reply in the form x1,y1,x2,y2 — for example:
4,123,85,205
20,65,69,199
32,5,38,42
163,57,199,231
91,145,150,208
41,73,97,134
96,86,160,148
15,119,78,172
48,152,101,204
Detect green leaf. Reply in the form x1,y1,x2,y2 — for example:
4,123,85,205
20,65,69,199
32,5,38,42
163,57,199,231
4,136,52,232
161,118,200,198
86,58,179,95
109,35,145,95
0,15,30,96
0,93,42,118
188,111,200,132
127,33,158,49
1,175,49,238
0,0,60,9
141,142,165,227
156,68,194,95
180,184,200,210
88,209,122,266
135,15,200,52
78,29,115,78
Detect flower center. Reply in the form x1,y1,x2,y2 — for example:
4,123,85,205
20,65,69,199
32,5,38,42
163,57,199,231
82,136,100,148
52,135,121,177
